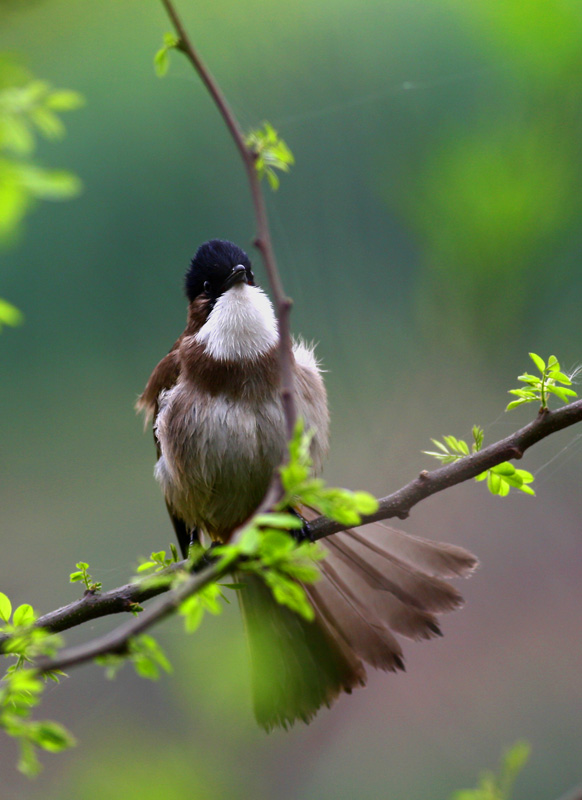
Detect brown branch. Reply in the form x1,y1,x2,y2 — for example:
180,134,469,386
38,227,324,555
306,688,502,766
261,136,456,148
309,399,582,539
2,398,580,663
35,560,226,674
160,0,296,437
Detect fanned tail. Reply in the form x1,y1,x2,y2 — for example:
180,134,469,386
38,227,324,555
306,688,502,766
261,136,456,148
238,519,478,730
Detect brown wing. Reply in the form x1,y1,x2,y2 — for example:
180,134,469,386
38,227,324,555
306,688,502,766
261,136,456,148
137,337,197,557
135,337,182,425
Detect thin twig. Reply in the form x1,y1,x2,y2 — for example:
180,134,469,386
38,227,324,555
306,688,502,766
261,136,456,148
2,398,579,658
160,0,296,437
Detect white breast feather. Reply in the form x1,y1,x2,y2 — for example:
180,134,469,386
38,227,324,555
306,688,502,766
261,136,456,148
195,283,278,361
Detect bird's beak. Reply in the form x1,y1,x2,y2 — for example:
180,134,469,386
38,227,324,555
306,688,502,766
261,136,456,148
220,264,249,293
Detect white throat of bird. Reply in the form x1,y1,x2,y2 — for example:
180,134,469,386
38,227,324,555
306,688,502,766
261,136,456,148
194,283,278,361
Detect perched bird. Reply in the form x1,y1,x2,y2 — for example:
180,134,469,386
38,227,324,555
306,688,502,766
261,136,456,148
137,239,477,730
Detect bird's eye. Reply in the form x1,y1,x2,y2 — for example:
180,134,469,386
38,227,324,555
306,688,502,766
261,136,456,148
248,269,255,285
203,281,212,296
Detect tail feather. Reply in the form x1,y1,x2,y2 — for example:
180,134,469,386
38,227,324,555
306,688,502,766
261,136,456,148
238,520,478,730
351,522,478,578
238,572,366,730
324,538,443,641
306,561,406,671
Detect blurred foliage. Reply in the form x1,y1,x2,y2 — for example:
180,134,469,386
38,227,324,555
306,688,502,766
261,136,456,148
386,0,582,350
245,122,295,190
450,740,531,800
0,54,84,247
0,54,84,330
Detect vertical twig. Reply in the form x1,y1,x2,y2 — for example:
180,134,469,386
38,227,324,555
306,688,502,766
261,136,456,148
160,0,296,439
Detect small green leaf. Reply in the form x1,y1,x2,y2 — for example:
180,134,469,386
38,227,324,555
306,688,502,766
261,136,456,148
503,740,531,776
0,591,13,621
163,32,179,48
547,370,571,384
490,462,516,477
180,595,204,632
546,385,577,402
254,513,303,529
45,90,85,111
136,562,156,572
34,721,76,753
238,526,260,555
529,352,546,373
30,106,65,139
519,484,536,496
497,479,511,497
487,470,501,494
154,48,169,77
352,491,379,514
506,399,529,411
12,604,35,627
0,297,24,328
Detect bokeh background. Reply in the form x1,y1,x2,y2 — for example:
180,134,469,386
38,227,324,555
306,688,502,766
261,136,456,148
2,0,582,797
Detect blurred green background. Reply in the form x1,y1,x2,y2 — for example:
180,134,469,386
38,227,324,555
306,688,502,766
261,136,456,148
2,0,582,797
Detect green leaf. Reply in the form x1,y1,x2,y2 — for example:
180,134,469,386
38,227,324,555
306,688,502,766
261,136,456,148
0,297,24,328
136,561,156,572
487,470,501,494
547,370,572,384
163,32,179,48
264,573,314,621
30,106,65,139
12,604,35,627
490,462,516,476
154,48,169,77
0,591,12,622
515,469,534,483
0,116,35,155
472,426,484,451
245,122,294,191
529,352,546,373
517,372,541,383
352,491,379,515
19,165,82,199
238,526,260,555
546,385,577,402
497,479,511,497
45,90,85,111
506,399,529,410
180,595,204,632
253,513,303,529
33,721,76,752
502,740,531,776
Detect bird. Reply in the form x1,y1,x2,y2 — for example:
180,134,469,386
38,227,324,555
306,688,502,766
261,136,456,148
137,238,478,730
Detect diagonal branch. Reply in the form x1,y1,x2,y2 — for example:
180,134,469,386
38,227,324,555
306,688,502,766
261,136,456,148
308,399,582,539
35,560,227,673
2,398,581,662
160,0,296,437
